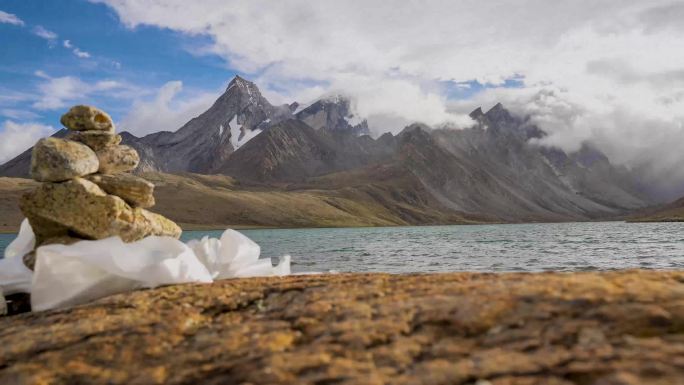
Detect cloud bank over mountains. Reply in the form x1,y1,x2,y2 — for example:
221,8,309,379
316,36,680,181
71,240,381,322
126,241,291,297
96,0,684,196
120,81,218,137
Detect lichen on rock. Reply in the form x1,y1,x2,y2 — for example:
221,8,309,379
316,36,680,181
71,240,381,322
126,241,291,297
86,173,155,208
20,177,178,242
60,105,115,133
30,138,99,182
96,144,140,174
16,105,181,271
66,131,122,151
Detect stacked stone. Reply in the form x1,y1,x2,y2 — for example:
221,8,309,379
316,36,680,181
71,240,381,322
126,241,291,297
19,105,181,269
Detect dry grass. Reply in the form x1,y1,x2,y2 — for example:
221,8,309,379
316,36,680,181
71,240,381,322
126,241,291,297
0,171,479,233
626,196,684,222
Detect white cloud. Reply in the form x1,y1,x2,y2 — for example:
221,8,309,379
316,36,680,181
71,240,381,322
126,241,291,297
0,121,55,163
97,0,684,198
94,1,684,126
33,25,57,40
32,76,88,110
31,71,136,110
34,70,50,79
73,48,91,58
0,108,40,120
119,81,217,136
63,40,91,58
0,10,23,26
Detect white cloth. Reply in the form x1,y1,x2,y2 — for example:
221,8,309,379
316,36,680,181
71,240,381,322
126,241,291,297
187,230,291,279
0,219,291,311
0,219,35,294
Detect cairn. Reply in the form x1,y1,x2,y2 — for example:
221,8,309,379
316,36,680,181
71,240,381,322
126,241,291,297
19,105,181,269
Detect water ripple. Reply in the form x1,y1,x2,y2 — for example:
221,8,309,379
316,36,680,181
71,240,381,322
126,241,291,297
1,222,684,273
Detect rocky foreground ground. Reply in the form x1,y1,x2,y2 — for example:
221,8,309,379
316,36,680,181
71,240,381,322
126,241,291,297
1,271,684,384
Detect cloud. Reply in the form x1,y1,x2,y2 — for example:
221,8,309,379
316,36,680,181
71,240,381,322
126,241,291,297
0,108,40,120
32,75,89,110
97,0,684,199
639,2,684,32
0,121,55,163
63,40,91,58
0,10,23,26
33,25,57,40
31,71,136,110
119,81,217,136
73,48,91,58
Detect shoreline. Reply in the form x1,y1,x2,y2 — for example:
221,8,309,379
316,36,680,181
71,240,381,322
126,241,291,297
1,270,682,384
1,219,646,235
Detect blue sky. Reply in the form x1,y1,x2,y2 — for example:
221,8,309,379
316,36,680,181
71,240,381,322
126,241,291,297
0,0,503,156
3,0,682,189
0,0,238,159
0,0,523,163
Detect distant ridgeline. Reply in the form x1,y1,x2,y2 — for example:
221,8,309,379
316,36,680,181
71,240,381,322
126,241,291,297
0,76,655,222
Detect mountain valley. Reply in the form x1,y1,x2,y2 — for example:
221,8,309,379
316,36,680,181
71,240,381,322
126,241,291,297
0,76,663,229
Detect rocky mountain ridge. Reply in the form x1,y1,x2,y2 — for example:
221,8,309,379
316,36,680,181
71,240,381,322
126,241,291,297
0,76,654,222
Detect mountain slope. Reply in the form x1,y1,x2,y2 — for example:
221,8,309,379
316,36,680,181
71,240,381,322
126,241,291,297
295,95,370,135
627,196,684,222
0,76,654,223
0,172,482,232
392,104,650,221
221,119,395,182
128,76,293,173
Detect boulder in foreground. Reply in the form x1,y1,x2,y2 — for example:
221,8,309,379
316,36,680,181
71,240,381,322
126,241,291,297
66,131,122,151
86,173,155,208
30,138,99,182
20,177,179,242
0,270,682,384
96,144,140,174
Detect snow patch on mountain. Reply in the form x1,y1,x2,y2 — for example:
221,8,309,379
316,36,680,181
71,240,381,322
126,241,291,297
229,114,262,149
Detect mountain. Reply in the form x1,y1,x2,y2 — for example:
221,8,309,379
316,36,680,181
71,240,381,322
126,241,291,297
396,120,647,222
0,172,481,232
0,75,655,223
627,195,684,222
124,76,294,173
221,119,394,182
295,95,370,135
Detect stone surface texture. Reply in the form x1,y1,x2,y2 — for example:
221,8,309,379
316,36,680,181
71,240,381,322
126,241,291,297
96,145,140,174
66,131,122,151
20,177,179,242
16,105,181,260
85,173,155,208
0,271,683,385
60,105,115,133
30,138,99,182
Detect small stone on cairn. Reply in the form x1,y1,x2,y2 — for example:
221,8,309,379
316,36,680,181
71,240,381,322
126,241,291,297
20,105,182,270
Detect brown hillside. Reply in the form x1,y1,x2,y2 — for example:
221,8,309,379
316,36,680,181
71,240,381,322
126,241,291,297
0,171,482,233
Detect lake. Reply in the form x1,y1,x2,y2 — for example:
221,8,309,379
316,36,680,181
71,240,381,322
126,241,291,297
2,221,684,273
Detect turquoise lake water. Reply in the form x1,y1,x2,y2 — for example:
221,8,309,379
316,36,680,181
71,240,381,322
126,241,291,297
2,222,684,273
